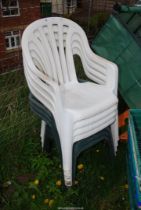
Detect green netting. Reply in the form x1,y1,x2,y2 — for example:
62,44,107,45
91,14,141,108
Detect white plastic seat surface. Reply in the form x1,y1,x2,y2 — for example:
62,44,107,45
22,17,119,186
61,82,117,116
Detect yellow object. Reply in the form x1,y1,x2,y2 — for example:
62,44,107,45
3,181,12,188
49,199,54,207
124,184,128,189
32,194,36,200
34,179,39,185
96,149,100,153
44,198,49,204
100,176,105,181
77,164,84,170
74,180,79,185
56,180,62,187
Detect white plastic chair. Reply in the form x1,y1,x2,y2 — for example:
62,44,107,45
22,17,119,186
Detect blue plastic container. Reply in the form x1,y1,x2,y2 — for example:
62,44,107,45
128,109,141,209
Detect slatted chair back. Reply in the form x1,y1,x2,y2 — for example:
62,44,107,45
22,17,109,87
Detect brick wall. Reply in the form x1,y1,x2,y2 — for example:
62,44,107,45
0,0,40,73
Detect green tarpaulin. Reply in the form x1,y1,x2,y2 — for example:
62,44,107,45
120,5,141,13
92,9,141,108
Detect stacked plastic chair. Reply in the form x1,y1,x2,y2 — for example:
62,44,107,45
22,17,119,186
128,110,141,209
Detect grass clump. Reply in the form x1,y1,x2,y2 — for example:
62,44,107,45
0,70,129,210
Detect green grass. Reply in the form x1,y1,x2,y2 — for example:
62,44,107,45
0,70,130,210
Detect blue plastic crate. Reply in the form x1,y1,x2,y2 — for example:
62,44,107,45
128,109,141,209
127,157,137,210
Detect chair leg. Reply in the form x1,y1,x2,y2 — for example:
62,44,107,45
105,128,115,158
40,120,52,153
47,118,73,186
61,137,73,186
40,120,46,149
111,114,119,154
58,115,74,187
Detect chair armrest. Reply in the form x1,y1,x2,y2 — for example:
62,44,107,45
43,75,64,111
82,47,118,95
23,57,63,114
71,29,118,94
104,60,118,95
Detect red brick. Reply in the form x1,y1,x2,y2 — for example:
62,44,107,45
0,0,40,73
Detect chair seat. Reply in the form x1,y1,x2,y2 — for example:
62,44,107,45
61,82,118,120
60,82,118,142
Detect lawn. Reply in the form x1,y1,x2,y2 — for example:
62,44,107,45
0,70,130,210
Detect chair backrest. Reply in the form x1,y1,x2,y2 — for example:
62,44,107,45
22,17,89,85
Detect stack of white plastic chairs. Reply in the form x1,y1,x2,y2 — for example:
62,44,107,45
22,17,119,186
